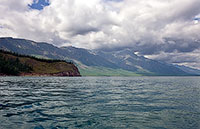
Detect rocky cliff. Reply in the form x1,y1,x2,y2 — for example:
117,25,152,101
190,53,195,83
0,50,81,77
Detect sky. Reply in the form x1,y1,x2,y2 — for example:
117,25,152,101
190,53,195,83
0,0,200,69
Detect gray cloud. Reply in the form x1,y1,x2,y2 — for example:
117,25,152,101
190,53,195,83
132,38,200,55
0,0,200,68
67,25,99,36
145,49,200,69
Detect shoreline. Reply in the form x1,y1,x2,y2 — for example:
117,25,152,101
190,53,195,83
0,72,81,77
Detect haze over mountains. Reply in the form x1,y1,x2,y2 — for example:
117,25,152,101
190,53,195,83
0,37,200,76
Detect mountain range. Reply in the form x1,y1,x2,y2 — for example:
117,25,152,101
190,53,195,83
0,37,200,76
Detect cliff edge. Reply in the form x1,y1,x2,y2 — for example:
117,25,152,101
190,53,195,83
0,50,81,76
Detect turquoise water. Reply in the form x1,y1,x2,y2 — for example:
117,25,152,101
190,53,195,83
0,77,200,129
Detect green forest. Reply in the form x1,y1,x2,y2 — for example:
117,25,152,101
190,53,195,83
0,55,32,75
0,50,80,76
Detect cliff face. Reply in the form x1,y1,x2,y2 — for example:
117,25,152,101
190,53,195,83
0,50,81,77
20,65,81,77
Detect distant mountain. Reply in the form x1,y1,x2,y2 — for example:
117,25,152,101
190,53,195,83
95,49,189,76
0,37,198,76
61,46,119,68
0,37,65,59
174,65,200,75
0,50,80,76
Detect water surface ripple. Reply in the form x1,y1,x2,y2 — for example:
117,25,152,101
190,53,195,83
0,77,200,129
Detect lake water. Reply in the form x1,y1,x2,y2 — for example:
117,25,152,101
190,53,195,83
0,77,200,129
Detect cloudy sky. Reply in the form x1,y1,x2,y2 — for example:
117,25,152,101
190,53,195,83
0,0,200,69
